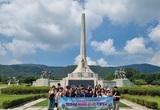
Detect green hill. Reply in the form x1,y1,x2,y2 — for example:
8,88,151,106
119,63,160,73
0,63,160,78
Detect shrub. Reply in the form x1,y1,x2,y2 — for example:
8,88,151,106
151,80,160,86
123,95,158,109
150,101,158,109
119,86,160,97
1,86,50,95
2,94,48,109
134,79,147,85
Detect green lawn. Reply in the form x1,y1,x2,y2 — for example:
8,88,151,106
0,89,41,108
120,102,130,107
34,99,48,106
34,99,130,108
123,94,160,109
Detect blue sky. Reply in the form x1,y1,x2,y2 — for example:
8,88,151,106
0,0,160,67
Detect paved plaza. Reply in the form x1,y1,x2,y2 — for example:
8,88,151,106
0,98,151,110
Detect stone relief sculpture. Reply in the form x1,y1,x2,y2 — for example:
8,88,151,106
114,69,119,79
41,69,51,79
122,69,126,79
114,68,126,79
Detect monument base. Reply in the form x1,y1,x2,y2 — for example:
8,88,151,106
32,78,49,86
103,80,117,89
57,71,104,88
32,78,133,88
33,79,61,87
112,78,133,87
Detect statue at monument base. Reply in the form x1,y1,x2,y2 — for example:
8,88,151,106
32,69,51,86
112,68,133,87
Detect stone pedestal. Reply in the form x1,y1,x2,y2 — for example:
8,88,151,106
60,72,103,88
33,78,49,86
103,80,116,89
112,78,133,87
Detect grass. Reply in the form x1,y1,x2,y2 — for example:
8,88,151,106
0,94,33,108
0,88,43,108
119,102,130,107
34,99,130,108
34,99,48,106
123,94,160,109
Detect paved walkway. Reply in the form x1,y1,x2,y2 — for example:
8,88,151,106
120,99,151,110
0,98,151,110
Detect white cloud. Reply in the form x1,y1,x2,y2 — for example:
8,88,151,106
74,55,96,65
147,51,160,66
74,55,80,65
85,0,160,24
0,0,159,57
83,9,103,30
87,57,97,65
8,59,22,65
0,0,84,52
91,39,117,55
5,39,36,57
0,43,6,55
149,23,160,43
124,37,153,54
97,58,108,67
0,0,160,66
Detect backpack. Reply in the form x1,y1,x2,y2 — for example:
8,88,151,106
49,93,55,100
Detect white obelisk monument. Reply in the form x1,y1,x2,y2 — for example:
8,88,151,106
60,13,103,88
72,13,93,73
33,13,132,88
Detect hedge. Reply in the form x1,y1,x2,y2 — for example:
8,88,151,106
119,86,160,96
2,94,48,109
1,86,50,95
122,95,158,109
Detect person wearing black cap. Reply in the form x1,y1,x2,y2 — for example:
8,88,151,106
112,86,121,110
65,86,71,97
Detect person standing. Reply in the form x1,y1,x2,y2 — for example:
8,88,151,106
112,86,121,110
55,87,63,110
54,88,58,110
57,83,63,91
48,85,56,110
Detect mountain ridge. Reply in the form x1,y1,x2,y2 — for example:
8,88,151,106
0,63,160,78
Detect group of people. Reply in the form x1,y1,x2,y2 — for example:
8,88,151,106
48,83,121,110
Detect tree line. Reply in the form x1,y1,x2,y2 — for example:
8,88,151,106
1,67,160,85
0,75,59,85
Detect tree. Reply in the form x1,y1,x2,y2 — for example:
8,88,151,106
151,80,160,86
145,73,156,84
24,76,36,85
0,75,2,82
125,68,135,79
16,75,25,84
132,73,147,80
134,79,147,85
1,76,9,84
125,68,138,79
104,72,114,80
156,72,160,80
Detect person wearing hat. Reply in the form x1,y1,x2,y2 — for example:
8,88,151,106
105,88,112,97
112,86,121,110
